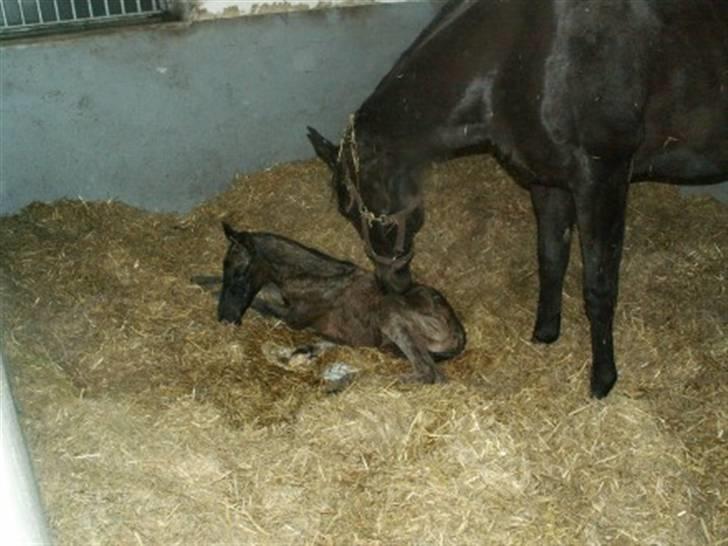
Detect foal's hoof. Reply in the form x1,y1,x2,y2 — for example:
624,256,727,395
321,362,359,394
262,341,333,372
590,370,618,399
400,367,447,385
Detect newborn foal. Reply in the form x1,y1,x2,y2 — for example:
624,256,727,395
217,223,465,383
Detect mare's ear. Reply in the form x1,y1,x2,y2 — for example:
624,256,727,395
307,126,339,172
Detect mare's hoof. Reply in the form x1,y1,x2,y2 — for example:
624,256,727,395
590,370,618,399
532,315,561,344
532,324,560,344
532,331,560,344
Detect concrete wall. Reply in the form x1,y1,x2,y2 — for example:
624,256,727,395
1,1,725,216
681,184,728,202
0,2,439,215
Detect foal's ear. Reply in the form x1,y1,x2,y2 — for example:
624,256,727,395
307,126,339,172
222,221,237,242
222,221,248,245
222,222,255,252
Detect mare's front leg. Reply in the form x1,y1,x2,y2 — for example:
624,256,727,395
381,315,445,384
530,184,576,343
572,160,630,398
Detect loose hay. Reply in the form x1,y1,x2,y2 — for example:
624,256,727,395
0,156,726,545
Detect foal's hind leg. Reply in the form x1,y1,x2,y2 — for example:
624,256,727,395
530,184,576,344
381,315,446,384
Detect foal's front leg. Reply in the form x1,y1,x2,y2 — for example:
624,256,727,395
381,315,445,384
530,184,576,344
251,284,290,319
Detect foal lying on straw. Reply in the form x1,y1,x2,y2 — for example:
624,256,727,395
206,222,465,384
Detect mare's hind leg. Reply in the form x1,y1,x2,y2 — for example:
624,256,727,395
572,162,630,399
530,184,576,344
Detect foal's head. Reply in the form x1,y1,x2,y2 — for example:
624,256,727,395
218,223,264,324
307,118,425,294
401,285,467,360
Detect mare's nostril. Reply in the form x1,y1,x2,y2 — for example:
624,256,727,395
375,263,412,294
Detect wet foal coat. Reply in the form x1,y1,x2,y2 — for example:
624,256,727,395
217,223,466,383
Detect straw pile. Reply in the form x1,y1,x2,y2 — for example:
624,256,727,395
1,155,725,545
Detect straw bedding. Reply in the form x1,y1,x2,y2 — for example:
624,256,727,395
1,155,725,545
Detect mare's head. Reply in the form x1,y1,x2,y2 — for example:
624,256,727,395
307,117,425,294
218,222,263,324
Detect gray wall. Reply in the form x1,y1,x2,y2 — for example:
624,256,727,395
1,3,725,215
681,184,728,202
0,3,439,215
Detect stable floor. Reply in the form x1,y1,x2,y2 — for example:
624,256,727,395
1,156,726,544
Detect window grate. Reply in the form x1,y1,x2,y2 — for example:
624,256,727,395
1,0,172,38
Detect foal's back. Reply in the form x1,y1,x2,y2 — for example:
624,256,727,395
251,235,466,359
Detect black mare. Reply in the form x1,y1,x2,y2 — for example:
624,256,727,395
307,0,728,397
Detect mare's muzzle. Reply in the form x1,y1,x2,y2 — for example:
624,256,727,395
337,115,419,294
375,258,413,294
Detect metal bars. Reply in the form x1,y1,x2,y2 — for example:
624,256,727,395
1,0,169,36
